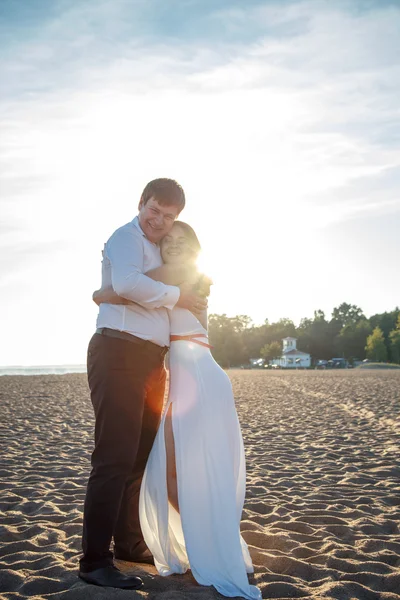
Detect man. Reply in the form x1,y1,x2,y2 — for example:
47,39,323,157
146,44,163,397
79,178,207,589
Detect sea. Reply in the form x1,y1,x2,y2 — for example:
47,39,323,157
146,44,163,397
0,365,87,376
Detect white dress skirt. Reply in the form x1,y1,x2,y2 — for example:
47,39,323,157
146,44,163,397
139,308,261,600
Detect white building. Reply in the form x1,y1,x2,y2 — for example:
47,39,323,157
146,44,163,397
271,337,311,369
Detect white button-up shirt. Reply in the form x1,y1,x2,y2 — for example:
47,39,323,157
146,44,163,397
96,216,180,347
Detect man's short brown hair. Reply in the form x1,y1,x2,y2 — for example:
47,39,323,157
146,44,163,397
140,178,185,213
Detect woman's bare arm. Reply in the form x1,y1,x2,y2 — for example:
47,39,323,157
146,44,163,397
198,308,208,331
145,264,193,286
146,266,213,300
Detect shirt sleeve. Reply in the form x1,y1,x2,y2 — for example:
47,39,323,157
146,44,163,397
106,226,180,310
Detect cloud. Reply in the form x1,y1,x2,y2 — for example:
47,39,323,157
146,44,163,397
0,238,70,292
1,0,399,241
1,1,399,203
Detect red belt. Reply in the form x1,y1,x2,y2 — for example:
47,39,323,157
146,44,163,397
170,333,212,349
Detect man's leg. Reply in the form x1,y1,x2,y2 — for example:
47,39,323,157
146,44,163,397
113,361,166,560
80,334,154,572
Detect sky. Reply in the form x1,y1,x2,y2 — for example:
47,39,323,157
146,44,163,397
1,0,399,365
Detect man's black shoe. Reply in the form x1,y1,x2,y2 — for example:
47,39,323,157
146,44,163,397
79,565,143,589
115,550,155,565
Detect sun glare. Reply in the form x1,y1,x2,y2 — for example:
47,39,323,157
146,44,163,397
196,250,218,283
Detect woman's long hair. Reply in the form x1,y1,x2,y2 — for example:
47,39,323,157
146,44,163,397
173,221,211,296
173,220,201,255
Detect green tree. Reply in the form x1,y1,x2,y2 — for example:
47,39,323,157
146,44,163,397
369,308,400,359
260,341,282,363
389,315,400,364
365,327,388,362
335,319,372,360
208,314,250,367
263,318,296,344
242,318,296,362
332,303,365,328
297,310,333,360
296,317,313,354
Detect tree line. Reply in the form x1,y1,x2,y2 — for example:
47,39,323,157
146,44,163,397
207,303,400,368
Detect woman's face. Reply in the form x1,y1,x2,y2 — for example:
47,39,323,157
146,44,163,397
161,224,197,264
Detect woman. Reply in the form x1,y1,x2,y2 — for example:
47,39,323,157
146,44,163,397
94,221,261,600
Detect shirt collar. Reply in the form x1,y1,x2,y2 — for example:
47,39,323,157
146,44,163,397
132,215,159,246
132,216,146,237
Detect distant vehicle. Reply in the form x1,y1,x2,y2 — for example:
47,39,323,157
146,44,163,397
331,358,349,368
315,360,328,369
249,358,264,369
315,358,349,369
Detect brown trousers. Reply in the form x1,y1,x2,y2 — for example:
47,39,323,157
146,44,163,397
80,332,166,571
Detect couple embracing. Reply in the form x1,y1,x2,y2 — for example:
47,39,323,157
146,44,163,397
79,178,261,600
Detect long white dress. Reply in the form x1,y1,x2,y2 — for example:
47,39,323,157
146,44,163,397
139,308,261,600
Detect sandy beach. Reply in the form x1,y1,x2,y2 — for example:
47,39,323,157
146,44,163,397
1,369,399,600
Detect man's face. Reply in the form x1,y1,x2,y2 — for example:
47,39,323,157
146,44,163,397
138,197,180,243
